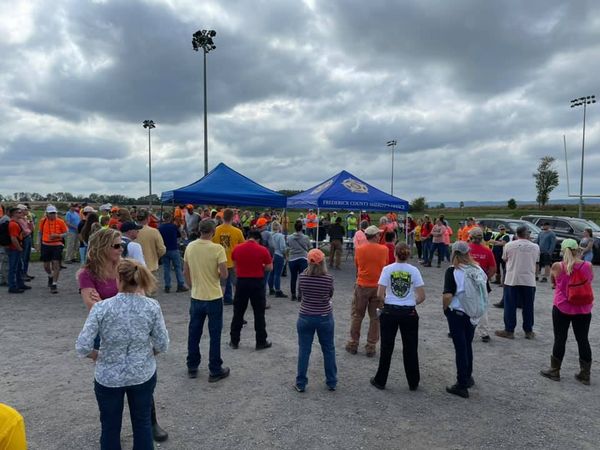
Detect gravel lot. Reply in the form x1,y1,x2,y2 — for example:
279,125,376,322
1,257,599,449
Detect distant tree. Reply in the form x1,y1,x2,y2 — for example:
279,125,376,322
507,198,517,210
410,197,427,212
30,192,44,201
437,203,446,209
459,201,464,209
533,156,559,208
278,189,303,197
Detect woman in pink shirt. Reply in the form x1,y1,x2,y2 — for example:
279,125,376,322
540,239,594,385
430,219,447,268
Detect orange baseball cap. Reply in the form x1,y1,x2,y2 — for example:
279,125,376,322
186,204,194,210
110,207,119,213
307,249,325,264
256,218,268,227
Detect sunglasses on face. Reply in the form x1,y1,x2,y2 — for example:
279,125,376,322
111,243,123,249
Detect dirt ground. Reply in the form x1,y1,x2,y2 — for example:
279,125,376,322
1,256,599,450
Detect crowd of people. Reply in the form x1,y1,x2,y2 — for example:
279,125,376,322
0,203,596,449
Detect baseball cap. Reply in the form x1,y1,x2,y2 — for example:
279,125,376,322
561,238,578,251
99,203,111,211
46,205,58,213
498,224,506,230
120,221,142,233
83,206,96,213
256,218,268,228
186,204,194,210
364,225,381,236
16,204,28,210
451,241,470,255
111,207,119,213
349,211,354,215
307,248,325,265
468,227,483,237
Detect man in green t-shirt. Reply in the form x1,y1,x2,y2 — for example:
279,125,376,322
346,212,358,249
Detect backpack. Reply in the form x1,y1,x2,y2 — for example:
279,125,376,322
456,264,489,322
121,236,131,258
0,220,10,246
566,263,594,306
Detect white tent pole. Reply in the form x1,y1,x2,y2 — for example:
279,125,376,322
405,212,408,244
316,207,320,247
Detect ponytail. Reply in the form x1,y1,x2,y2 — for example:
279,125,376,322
118,258,157,295
562,247,580,275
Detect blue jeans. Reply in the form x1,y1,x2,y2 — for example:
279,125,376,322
221,268,236,302
94,372,156,450
162,249,185,289
187,298,224,375
296,313,337,390
445,309,475,388
504,285,536,332
432,242,446,265
422,238,433,264
7,249,25,290
79,245,88,266
268,254,285,291
288,258,308,298
21,235,32,275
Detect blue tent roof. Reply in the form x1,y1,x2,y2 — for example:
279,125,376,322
287,170,409,212
160,163,287,208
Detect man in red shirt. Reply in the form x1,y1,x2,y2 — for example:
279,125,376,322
7,207,30,294
229,229,274,350
420,215,433,267
468,227,496,342
346,225,389,357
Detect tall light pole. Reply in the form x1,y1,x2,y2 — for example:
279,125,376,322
387,140,397,196
192,29,217,176
570,95,596,218
143,120,156,207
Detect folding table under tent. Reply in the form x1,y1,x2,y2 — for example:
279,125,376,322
287,170,409,242
160,162,287,208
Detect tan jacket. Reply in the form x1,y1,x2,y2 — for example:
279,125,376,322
136,225,166,271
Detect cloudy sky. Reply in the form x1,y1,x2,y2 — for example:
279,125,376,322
1,0,600,202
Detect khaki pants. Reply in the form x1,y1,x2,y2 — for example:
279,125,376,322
65,232,79,261
347,285,382,352
329,240,342,269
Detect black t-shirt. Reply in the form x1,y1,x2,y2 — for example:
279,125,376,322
77,220,86,248
443,267,457,295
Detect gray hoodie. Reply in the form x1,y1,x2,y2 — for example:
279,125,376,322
287,232,311,261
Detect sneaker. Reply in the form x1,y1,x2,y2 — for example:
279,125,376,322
19,285,32,290
369,377,385,390
481,335,491,343
176,286,189,293
275,291,288,298
525,331,536,340
50,284,58,294
269,288,276,296
256,341,272,351
327,385,336,391
466,376,475,388
228,341,239,349
208,367,230,383
293,384,305,393
187,368,198,379
494,330,514,339
164,287,171,293
25,274,35,280
365,348,376,358
8,288,25,294
48,277,53,287
446,384,469,398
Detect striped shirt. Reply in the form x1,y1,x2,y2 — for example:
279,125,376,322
298,273,334,315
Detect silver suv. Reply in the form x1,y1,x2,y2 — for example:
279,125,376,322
475,218,541,242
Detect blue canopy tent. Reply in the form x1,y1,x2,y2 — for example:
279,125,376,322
160,162,287,208
288,170,409,242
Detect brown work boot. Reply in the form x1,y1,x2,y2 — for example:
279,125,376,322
575,359,591,386
345,343,358,355
525,331,536,340
365,345,376,357
494,330,514,339
540,355,561,381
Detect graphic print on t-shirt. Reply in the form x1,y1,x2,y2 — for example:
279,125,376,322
219,235,231,250
391,271,411,298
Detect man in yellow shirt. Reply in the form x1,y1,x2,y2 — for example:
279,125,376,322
212,208,245,305
135,209,166,273
0,403,27,450
184,219,230,381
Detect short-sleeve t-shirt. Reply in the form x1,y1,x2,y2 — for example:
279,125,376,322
184,239,227,301
355,242,389,287
443,266,466,313
39,217,68,246
78,268,119,301
378,262,424,306
212,223,245,268
232,240,272,278
8,220,23,251
468,243,496,275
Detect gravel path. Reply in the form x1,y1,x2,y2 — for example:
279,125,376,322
0,258,598,449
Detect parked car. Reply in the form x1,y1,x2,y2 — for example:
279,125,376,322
475,218,541,242
520,215,600,264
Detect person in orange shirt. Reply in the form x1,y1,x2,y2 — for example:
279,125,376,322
346,225,389,357
306,209,318,240
39,204,68,294
458,218,477,241
108,207,120,230
174,205,185,228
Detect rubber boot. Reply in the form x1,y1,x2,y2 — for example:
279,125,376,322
151,400,169,442
575,359,591,386
540,355,561,381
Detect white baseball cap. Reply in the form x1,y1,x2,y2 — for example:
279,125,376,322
46,204,58,213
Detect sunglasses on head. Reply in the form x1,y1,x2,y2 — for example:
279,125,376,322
111,243,123,249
